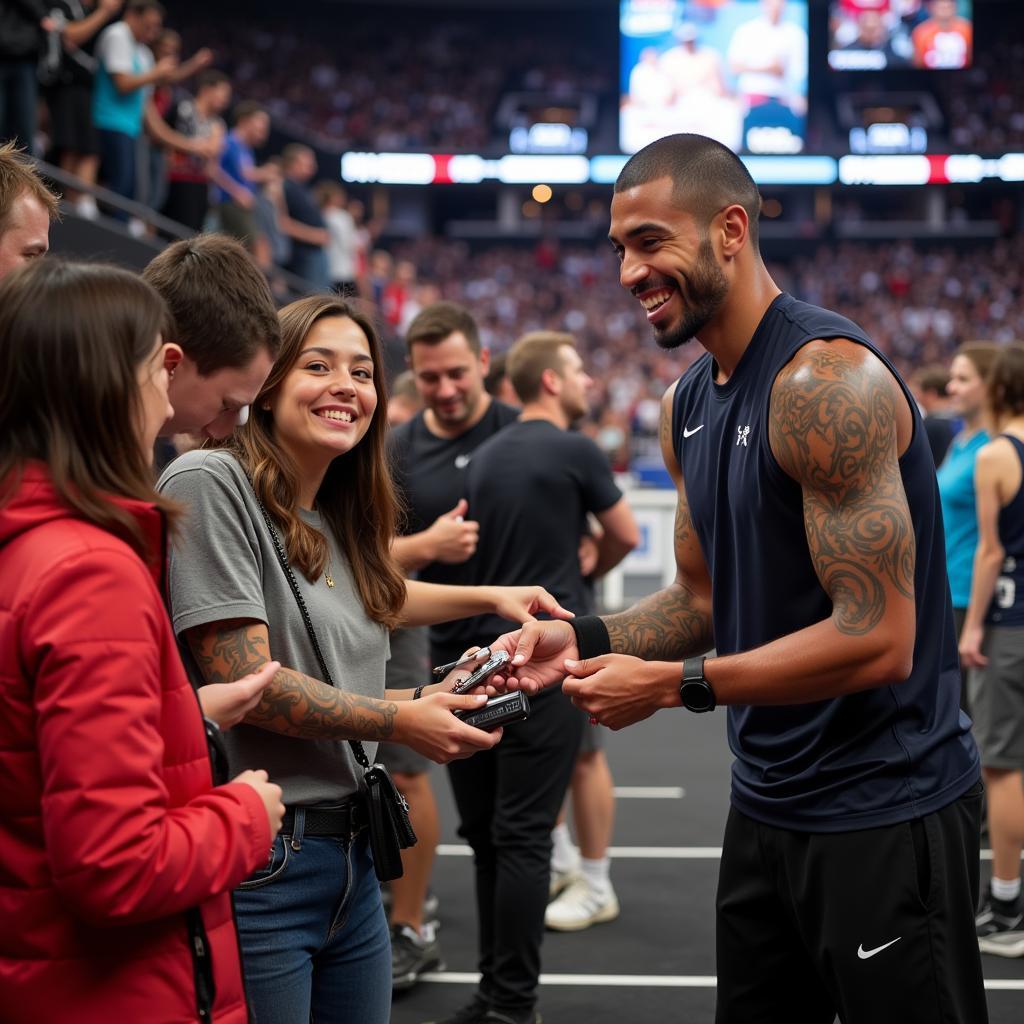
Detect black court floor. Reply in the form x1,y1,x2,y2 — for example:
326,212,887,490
390,709,1024,1024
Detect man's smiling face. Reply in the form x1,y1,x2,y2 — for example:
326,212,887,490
609,175,728,351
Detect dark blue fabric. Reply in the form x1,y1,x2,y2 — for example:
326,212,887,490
98,128,136,221
671,292,978,832
986,434,1024,627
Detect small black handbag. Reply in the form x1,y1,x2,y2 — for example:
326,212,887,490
254,496,417,881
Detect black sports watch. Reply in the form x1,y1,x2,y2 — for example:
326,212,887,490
680,656,716,713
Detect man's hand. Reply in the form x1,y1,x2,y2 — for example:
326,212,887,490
394,692,502,763
199,661,280,729
427,498,479,563
487,586,574,625
153,55,179,81
487,620,579,694
958,624,988,669
578,534,599,577
562,655,679,730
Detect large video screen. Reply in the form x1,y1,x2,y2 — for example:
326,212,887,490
620,0,809,156
828,1,973,71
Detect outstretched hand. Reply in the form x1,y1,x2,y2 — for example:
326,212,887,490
485,620,579,695
489,586,575,625
561,654,678,731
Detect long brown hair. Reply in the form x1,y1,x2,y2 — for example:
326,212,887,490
222,295,406,628
955,340,999,384
0,259,177,558
988,343,1024,425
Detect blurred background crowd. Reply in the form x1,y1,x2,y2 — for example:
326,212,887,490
2,0,1023,480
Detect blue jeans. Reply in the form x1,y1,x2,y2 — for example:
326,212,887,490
234,810,391,1024
98,128,137,221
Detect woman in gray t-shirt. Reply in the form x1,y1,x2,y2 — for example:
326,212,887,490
159,294,569,1024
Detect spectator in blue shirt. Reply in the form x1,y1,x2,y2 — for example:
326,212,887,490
213,101,278,251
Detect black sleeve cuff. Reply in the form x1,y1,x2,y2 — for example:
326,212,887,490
568,615,612,660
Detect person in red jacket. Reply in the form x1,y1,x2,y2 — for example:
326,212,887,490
0,258,286,1024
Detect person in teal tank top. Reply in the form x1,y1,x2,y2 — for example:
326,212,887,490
960,342,1024,958
938,342,996,710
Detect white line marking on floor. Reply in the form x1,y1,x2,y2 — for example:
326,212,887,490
437,844,722,858
420,973,1024,992
439,845,1021,861
613,786,685,799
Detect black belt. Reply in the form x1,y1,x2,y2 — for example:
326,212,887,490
282,801,367,838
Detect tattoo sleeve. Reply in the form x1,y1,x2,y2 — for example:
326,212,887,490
185,619,398,741
768,343,915,636
602,483,715,660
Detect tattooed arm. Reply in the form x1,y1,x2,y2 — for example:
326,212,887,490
184,618,500,762
186,618,400,741
557,341,917,728
602,381,715,659
694,338,917,705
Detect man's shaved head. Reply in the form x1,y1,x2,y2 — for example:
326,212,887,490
614,133,762,249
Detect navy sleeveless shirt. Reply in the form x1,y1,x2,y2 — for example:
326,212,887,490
672,293,979,831
987,434,1024,627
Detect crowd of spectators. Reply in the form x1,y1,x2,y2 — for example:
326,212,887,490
944,39,1024,153
172,4,610,154
355,234,1024,472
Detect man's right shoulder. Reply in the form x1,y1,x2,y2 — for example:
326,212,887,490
156,448,244,490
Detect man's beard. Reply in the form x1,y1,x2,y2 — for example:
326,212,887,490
653,239,728,351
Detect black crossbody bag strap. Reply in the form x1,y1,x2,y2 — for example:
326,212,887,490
252,496,371,770
250,492,417,881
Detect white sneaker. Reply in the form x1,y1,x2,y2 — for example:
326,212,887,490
74,195,99,220
544,878,619,931
549,864,582,900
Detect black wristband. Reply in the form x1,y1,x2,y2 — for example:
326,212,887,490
413,685,425,701
568,615,612,660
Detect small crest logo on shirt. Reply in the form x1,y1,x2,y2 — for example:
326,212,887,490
454,453,472,469
736,425,751,447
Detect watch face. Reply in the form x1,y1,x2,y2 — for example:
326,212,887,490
682,680,715,713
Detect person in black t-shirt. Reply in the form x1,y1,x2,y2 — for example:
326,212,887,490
383,302,519,994
42,0,122,218
429,332,637,1024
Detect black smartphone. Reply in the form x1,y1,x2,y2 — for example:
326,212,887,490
449,649,511,695
454,691,531,731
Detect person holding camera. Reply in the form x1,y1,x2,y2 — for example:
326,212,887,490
158,293,571,1024
0,259,284,1024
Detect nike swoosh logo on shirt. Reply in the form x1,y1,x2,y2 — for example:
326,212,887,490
857,937,901,960
683,425,704,438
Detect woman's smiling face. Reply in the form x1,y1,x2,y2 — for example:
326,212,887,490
269,315,378,462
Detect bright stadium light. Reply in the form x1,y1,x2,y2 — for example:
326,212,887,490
497,155,590,184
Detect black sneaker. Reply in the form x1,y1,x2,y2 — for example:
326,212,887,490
391,923,443,991
422,994,490,1024
481,1010,542,1024
976,889,1024,957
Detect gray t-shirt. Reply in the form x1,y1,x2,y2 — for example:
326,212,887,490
157,449,389,806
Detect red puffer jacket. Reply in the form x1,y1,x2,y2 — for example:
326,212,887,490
0,466,271,1023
